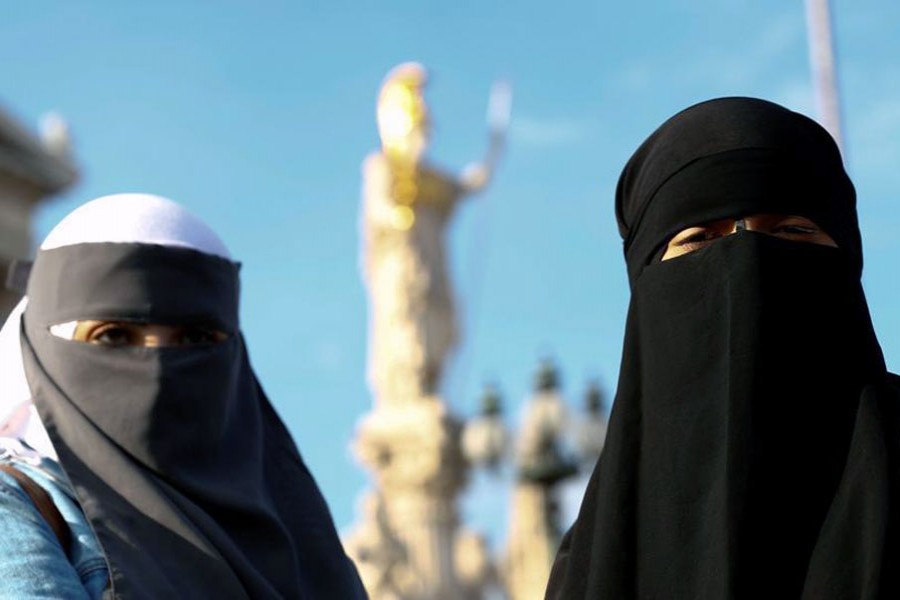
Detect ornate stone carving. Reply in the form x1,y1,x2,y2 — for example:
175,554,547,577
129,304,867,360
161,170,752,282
348,399,470,599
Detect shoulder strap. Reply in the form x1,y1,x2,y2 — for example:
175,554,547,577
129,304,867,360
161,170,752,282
0,464,71,553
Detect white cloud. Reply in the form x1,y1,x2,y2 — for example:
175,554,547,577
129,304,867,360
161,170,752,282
511,116,588,148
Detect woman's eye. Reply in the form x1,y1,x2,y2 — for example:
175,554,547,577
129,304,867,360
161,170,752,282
677,230,721,247
774,224,817,235
90,325,134,347
178,328,221,346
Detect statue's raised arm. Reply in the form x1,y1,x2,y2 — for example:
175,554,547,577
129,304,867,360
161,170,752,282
460,79,512,193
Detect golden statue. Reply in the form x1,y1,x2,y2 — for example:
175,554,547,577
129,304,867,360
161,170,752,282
361,62,508,406
349,63,510,600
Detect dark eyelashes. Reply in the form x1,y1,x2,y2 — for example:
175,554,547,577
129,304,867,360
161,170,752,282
775,225,817,235
85,323,225,347
178,328,220,345
676,231,721,247
661,216,836,262
90,324,135,346
674,224,819,248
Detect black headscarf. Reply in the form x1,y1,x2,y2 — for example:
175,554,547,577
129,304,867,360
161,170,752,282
546,97,900,599
21,241,367,599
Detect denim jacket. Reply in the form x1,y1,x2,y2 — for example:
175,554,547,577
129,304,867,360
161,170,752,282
0,439,109,599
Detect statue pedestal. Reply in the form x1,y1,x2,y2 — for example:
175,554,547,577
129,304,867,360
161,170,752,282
347,398,469,600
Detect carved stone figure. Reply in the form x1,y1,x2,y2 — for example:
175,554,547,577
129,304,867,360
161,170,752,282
360,62,503,406
348,62,508,600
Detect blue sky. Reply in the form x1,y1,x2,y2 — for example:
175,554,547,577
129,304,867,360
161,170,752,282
3,1,899,546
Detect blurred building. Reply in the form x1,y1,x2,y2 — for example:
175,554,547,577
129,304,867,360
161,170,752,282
0,107,77,318
464,367,606,600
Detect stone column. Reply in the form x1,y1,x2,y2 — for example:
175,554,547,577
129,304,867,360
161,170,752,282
352,400,467,599
502,483,560,600
500,361,579,600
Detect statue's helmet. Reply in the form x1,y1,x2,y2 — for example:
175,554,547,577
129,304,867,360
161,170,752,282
377,62,430,160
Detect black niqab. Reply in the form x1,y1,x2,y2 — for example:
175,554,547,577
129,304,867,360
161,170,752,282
546,98,900,599
21,242,366,599
616,96,861,283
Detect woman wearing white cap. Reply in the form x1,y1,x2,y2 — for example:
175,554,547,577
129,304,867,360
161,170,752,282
0,194,366,598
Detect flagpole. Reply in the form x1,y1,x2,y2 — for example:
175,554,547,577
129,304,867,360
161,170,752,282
805,0,845,153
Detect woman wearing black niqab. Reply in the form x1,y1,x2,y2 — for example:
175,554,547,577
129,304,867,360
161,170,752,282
545,97,900,599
